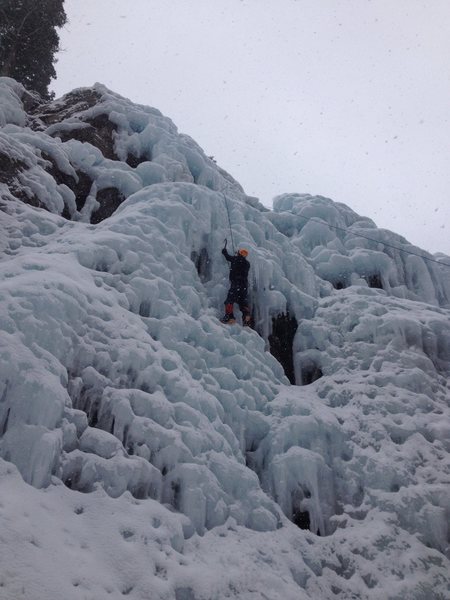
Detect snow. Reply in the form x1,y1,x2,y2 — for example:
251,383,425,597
0,77,449,599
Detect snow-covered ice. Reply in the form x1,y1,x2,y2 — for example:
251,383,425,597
0,77,449,599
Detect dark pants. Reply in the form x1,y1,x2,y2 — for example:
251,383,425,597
224,283,250,317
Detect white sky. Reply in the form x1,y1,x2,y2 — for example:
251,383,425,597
52,0,450,255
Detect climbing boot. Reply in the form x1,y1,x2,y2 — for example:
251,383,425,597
243,315,252,327
221,314,236,324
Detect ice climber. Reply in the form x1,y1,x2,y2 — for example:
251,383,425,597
221,240,252,326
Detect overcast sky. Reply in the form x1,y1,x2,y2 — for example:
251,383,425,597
53,0,450,255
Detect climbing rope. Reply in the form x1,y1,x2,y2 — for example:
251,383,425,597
294,214,450,270
223,193,235,253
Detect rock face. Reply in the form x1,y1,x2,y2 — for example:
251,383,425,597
0,77,450,600
1,80,247,225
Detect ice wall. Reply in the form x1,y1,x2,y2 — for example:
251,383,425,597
1,77,449,599
271,193,450,308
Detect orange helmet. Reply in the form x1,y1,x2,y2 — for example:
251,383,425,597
238,248,249,257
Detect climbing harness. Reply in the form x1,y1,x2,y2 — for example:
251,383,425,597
223,193,235,253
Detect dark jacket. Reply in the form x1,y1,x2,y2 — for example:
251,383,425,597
222,248,250,285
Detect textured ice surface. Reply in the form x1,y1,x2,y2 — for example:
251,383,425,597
1,78,449,599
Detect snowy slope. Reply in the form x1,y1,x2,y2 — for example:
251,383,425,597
0,77,449,600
